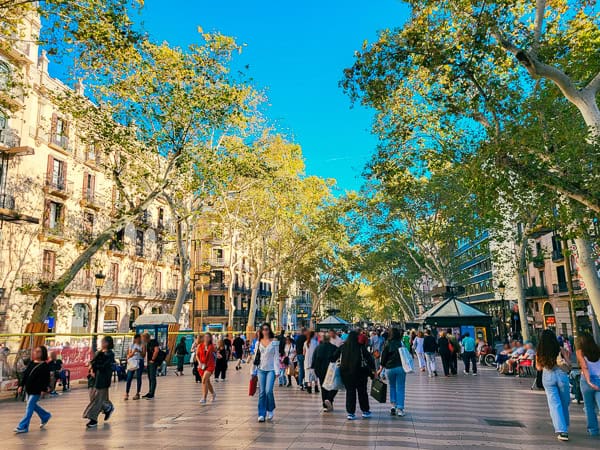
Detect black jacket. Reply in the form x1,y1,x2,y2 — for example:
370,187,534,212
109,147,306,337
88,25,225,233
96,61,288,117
175,342,188,357
437,337,451,354
295,334,307,356
381,339,403,369
311,342,337,380
423,335,438,353
90,350,115,389
19,361,50,395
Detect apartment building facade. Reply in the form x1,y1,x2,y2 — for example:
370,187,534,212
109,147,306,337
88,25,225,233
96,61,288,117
0,15,187,334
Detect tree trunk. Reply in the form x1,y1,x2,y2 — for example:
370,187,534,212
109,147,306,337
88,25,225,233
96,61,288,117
574,238,600,328
170,218,191,322
246,280,260,334
514,241,530,342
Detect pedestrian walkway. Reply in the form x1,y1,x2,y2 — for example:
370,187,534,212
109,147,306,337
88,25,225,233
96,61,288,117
1,363,598,449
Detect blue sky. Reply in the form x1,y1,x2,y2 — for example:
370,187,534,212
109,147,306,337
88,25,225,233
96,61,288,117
139,0,410,192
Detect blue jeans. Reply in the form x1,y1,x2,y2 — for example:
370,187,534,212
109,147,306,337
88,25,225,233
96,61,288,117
386,366,406,409
297,355,305,386
17,394,51,431
126,361,144,395
257,369,276,417
542,368,570,433
581,375,600,436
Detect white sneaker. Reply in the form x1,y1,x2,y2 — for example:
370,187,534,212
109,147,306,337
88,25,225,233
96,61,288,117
266,411,274,421
258,416,265,423
397,409,405,417
472,373,477,376
463,370,469,375
199,398,207,404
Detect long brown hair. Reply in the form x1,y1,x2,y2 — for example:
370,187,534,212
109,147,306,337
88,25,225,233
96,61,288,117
576,332,600,363
537,329,560,369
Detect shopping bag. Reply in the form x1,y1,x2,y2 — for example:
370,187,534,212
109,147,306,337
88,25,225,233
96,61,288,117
370,378,387,403
399,346,415,373
322,362,343,391
249,375,258,396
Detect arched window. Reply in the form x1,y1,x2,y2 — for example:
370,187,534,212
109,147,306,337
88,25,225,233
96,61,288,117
129,306,142,329
543,302,554,316
103,305,119,332
71,303,90,334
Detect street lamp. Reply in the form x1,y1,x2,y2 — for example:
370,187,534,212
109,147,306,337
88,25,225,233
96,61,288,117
92,271,106,353
498,281,507,343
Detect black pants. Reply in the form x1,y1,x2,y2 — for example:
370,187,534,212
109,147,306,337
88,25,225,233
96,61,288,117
176,355,185,372
147,362,157,396
440,352,451,376
450,352,458,374
463,351,477,373
318,375,337,407
214,364,227,380
344,375,369,414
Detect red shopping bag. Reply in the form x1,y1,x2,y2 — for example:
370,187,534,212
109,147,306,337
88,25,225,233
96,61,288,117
249,375,258,396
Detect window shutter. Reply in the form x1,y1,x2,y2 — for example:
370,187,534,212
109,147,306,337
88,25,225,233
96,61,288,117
50,252,56,279
90,174,96,197
43,200,50,228
61,161,67,190
46,154,53,185
82,172,88,198
50,113,57,141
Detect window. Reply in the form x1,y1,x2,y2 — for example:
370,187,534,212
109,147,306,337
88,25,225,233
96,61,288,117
82,172,95,202
0,62,9,90
129,306,141,329
135,230,144,257
134,267,142,295
85,144,99,163
212,270,224,284
172,274,179,290
154,271,162,293
539,271,545,288
42,250,56,281
110,263,119,292
51,113,69,148
157,207,164,228
82,212,94,242
45,200,64,232
46,156,66,190
208,295,225,312
110,228,125,251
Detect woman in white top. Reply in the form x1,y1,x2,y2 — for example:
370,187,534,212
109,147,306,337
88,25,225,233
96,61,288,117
283,336,297,387
575,333,600,436
124,334,145,400
303,331,319,394
413,331,426,372
253,323,279,422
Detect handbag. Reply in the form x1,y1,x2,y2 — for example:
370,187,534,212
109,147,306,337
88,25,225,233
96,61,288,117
249,374,258,396
322,361,344,391
370,378,387,403
399,345,415,373
556,349,572,373
126,358,139,372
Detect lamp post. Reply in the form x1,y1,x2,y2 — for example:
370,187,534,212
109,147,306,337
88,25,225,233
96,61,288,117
498,281,507,343
92,271,106,353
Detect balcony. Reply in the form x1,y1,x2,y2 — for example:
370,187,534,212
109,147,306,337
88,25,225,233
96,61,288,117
552,249,564,262
572,279,583,291
206,282,227,291
233,284,251,294
43,223,65,241
165,289,178,300
525,286,547,298
553,282,568,294
207,257,226,267
50,134,71,151
44,175,73,198
121,284,143,297
194,309,228,317
0,192,15,210
259,289,272,297
77,230,94,246
234,309,248,318
531,255,545,269
68,277,94,292
80,189,104,210
134,244,145,259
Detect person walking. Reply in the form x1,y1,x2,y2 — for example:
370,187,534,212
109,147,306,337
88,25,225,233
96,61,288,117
304,331,319,394
191,336,201,383
461,332,477,376
142,333,160,399
575,332,600,436
124,333,145,400
254,322,279,422
536,329,571,441
233,334,245,370
437,331,452,377
312,334,338,412
14,346,51,434
334,330,374,420
197,333,216,404
379,328,407,417
174,337,188,376
423,329,438,377
446,329,459,375
295,328,307,390
214,339,228,382
413,331,426,372
283,336,297,387
83,336,115,428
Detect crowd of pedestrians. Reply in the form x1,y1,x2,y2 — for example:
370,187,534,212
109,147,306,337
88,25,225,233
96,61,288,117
10,322,600,445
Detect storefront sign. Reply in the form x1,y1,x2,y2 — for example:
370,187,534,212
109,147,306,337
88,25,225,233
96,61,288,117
544,316,556,326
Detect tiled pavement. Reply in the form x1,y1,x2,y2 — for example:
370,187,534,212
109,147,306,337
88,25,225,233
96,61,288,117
1,361,599,449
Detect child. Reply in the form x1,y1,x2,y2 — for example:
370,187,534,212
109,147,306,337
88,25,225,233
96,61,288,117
83,336,115,428
14,346,52,433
